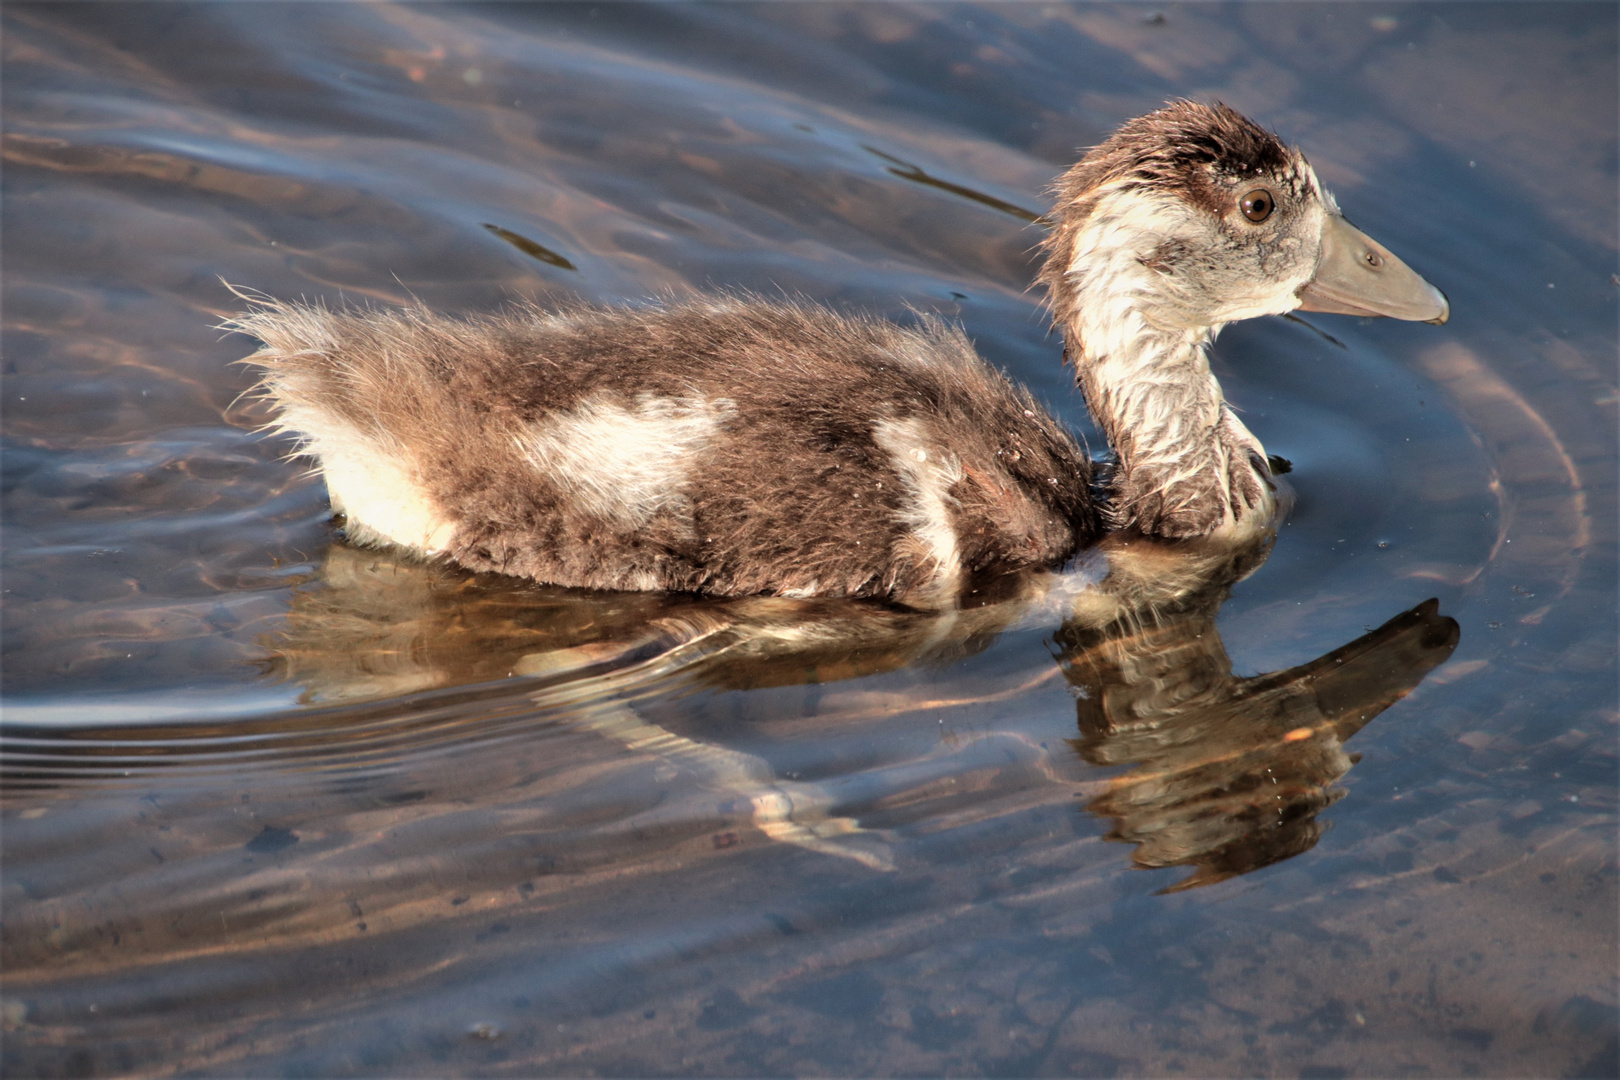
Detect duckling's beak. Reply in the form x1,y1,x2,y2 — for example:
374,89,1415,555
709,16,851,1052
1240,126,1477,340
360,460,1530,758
1298,214,1450,325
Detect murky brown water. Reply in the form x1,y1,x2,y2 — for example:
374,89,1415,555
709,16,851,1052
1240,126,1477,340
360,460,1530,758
3,3,1615,1077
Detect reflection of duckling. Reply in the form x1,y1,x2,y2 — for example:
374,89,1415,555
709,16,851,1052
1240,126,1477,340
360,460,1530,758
6,538,1457,884
232,102,1447,609
250,539,1454,884
1060,595,1459,892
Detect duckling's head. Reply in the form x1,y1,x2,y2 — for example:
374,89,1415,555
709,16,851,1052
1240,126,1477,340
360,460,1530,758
1038,101,1447,539
1040,100,1448,348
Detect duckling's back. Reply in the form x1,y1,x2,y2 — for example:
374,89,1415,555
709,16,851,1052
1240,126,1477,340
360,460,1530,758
235,297,1098,608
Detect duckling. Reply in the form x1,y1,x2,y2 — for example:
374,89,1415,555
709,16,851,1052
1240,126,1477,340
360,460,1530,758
233,101,1447,610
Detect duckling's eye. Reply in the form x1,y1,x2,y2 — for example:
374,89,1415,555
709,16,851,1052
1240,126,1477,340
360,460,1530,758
1239,189,1275,223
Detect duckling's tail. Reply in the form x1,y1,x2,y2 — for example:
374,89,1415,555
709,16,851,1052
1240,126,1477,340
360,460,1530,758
223,291,471,557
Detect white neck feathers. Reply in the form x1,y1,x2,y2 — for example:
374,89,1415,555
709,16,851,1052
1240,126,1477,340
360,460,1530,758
1059,188,1272,538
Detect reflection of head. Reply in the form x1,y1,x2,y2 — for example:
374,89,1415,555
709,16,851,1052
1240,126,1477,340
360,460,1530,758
1059,598,1459,892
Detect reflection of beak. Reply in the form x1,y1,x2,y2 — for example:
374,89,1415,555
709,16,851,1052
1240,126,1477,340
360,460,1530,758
1298,214,1450,325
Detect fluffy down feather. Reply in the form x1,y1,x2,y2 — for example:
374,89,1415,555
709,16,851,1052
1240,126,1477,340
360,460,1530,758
233,296,1098,609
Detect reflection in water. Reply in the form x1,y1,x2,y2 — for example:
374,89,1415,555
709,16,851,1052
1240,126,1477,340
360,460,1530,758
859,144,1048,225
1060,591,1458,892
481,223,579,271
7,530,1457,889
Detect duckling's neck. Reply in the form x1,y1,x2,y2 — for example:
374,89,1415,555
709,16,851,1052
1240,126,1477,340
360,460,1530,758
1063,269,1270,539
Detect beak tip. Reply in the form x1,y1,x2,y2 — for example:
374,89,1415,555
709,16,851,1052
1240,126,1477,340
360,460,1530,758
1426,288,1451,326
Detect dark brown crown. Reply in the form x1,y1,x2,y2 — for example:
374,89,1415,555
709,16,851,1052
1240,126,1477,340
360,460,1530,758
1081,100,1292,194
1038,101,1297,326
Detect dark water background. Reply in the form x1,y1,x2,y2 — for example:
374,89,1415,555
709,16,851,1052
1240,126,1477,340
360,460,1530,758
3,3,1615,1076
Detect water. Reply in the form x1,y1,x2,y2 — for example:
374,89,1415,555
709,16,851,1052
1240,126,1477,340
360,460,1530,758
3,3,1615,1076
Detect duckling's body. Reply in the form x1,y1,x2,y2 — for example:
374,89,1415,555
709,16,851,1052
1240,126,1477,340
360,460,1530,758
237,102,1447,609
242,299,1097,607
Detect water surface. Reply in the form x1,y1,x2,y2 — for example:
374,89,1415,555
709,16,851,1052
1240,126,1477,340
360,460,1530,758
3,3,1615,1076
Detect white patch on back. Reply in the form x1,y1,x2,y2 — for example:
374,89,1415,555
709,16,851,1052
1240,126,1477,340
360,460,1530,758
874,416,964,606
520,394,732,529
278,403,458,555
